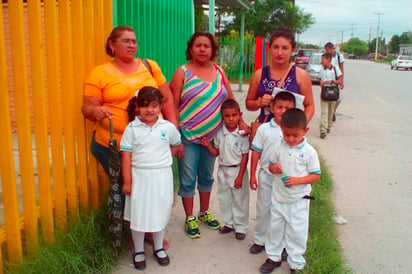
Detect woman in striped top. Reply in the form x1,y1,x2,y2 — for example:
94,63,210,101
170,32,247,239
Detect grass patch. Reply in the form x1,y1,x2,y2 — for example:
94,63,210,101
5,209,118,274
303,157,350,273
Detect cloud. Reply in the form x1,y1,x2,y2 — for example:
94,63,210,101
296,0,412,46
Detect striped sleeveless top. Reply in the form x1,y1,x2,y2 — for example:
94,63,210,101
179,64,228,143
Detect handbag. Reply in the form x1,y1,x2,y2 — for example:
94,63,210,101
250,64,293,142
321,84,339,101
321,67,339,101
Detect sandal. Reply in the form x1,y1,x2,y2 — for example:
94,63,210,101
132,252,146,270
153,248,170,266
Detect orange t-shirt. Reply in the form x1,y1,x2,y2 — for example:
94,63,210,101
84,59,166,147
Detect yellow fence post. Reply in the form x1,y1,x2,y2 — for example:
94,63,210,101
72,0,90,213
44,0,68,232
59,0,79,223
27,0,55,246
8,0,39,255
0,4,23,267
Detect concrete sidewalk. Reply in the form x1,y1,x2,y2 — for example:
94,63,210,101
112,85,294,274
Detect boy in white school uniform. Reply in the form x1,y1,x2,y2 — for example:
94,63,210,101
259,108,321,274
249,91,296,254
319,52,343,139
201,99,250,241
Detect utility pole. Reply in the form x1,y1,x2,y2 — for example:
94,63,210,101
349,23,356,37
340,30,345,44
374,12,384,60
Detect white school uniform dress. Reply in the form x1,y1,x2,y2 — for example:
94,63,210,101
266,137,321,270
214,125,250,233
120,117,181,232
250,119,283,245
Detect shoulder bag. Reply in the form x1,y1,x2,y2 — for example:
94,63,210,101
321,67,339,101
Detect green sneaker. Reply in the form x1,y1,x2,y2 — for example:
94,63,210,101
185,216,200,238
198,210,221,230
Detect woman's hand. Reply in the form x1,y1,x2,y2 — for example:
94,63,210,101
260,93,273,107
238,119,251,136
81,95,112,121
93,105,113,121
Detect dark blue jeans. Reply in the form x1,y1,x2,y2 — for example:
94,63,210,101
90,137,124,198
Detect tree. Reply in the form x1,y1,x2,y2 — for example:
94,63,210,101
388,31,412,53
194,5,208,32
368,37,386,55
221,0,314,38
341,37,368,58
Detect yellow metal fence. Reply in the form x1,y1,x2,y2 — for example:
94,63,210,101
0,1,112,271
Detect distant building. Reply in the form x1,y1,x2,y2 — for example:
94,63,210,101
399,44,412,56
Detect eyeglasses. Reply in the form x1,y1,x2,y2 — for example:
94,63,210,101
117,39,137,45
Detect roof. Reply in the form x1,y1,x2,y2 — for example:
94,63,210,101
193,0,253,9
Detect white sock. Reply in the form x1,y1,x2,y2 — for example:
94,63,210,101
153,230,167,258
132,230,145,261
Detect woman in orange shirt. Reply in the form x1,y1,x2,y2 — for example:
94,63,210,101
81,25,176,253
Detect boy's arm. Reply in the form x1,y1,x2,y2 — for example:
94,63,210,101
249,149,261,190
234,152,249,189
200,137,219,157
334,75,343,87
283,173,321,188
121,151,132,195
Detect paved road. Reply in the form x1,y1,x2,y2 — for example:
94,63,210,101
307,60,412,274
113,60,412,273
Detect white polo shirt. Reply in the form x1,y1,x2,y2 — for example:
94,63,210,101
214,125,249,166
332,52,344,68
270,137,321,203
120,117,181,168
319,65,342,81
251,119,283,173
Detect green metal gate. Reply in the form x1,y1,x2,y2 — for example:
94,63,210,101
219,35,255,82
113,0,194,80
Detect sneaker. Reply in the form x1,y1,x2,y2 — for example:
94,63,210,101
259,258,281,273
320,132,326,139
198,211,221,229
326,128,330,133
235,232,246,241
185,216,200,238
249,243,265,254
219,226,234,234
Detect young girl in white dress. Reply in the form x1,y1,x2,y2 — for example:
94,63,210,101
120,86,182,270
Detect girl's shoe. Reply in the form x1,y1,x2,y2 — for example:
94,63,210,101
153,248,170,266
132,252,146,270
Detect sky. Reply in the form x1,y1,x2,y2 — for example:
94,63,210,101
295,0,412,47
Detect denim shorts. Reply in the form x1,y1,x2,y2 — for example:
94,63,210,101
177,135,216,197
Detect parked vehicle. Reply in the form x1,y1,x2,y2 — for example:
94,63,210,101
391,55,412,70
306,53,323,84
295,49,316,69
368,53,385,60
